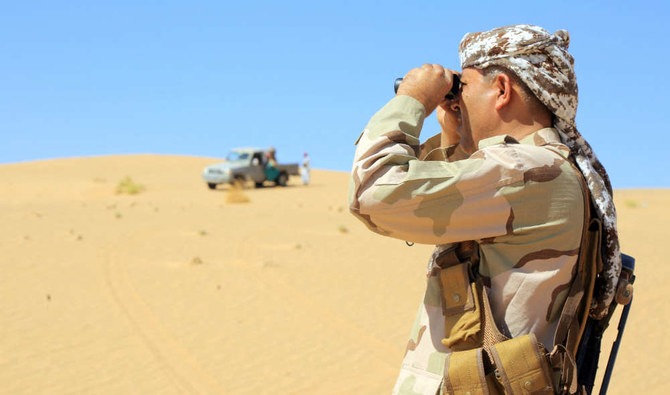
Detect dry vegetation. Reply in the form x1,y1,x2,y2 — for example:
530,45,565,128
225,181,250,204
115,176,145,195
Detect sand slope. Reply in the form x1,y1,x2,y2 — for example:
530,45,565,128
0,155,666,394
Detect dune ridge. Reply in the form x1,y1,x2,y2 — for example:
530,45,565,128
0,155,666,394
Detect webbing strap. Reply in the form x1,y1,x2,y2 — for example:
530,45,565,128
550,162,598,394
553,162,592,354
549,344,579,394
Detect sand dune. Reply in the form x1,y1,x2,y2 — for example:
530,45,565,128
0,155,666,394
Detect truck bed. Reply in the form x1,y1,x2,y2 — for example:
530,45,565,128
276,163,300,175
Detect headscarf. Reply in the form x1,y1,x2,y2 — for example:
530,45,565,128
459,24,621,319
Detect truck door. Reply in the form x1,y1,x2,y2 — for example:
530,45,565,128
248,152,265,182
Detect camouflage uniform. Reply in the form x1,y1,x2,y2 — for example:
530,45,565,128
348,95,584,394
459,25,621,319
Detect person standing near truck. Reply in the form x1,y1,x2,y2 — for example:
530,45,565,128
301,152,310,185
264,146,280,181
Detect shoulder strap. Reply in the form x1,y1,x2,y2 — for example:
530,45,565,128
550,161,600,393
553,161,599,354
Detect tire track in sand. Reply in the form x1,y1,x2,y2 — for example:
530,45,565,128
233,231,400,371
104,248,222,394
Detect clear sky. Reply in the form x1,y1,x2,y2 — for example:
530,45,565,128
2,0,668,188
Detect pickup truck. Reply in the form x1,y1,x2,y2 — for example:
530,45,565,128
202,148,300,189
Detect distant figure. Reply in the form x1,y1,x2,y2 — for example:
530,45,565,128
265,146,278,166
264,146,279,181
300,152,310,185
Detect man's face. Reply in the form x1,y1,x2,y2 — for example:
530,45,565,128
455,67,498,154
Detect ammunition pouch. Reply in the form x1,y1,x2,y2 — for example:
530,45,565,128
434,235,595,394
434,253,559,394
439,263,480,350
443,333,556,395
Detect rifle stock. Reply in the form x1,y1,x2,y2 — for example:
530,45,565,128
575,253,635,394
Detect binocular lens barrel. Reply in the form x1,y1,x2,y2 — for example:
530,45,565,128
394,74,461,100
393,78,403,95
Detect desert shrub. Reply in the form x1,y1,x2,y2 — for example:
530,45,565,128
625,200,638,208
226,182,250,204
116,176,145,195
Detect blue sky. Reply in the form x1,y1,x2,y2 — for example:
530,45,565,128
1,0,668,188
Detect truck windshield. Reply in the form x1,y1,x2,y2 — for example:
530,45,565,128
226,151,250,161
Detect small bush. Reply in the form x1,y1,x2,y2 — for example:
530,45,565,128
116,176,145,195
624,200,638,208
226,182,250,204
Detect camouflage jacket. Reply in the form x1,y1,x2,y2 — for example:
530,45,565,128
348,96,584,394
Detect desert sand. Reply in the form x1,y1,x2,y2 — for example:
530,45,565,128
0,154,667,394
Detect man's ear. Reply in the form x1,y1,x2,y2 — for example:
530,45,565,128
494,73,512,110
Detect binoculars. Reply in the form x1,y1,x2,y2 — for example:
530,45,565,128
394,74,461,100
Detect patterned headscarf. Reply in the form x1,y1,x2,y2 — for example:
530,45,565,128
459,24,620,319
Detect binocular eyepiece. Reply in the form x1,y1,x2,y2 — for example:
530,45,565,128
394,74,461,100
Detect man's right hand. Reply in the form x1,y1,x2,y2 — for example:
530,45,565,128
436,100,461,147
396,64,455,116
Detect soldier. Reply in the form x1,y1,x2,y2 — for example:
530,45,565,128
349,25,621,394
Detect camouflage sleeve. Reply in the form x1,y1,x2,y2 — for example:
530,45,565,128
349,95,525,245
420,132,470,162
418,133,442,160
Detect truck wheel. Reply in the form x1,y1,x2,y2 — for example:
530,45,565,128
207,183,217,190
276,172,288,187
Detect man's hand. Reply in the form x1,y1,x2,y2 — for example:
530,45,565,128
396,64,455,116
436,100,461,147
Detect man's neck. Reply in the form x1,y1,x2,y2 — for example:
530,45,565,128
469,120,551,152
493,118,553,142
